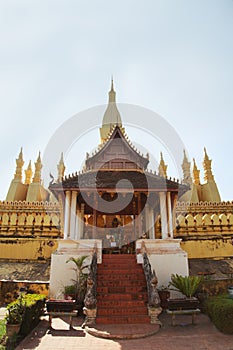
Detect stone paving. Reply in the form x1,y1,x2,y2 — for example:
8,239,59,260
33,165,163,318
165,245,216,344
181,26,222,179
15,312,233,350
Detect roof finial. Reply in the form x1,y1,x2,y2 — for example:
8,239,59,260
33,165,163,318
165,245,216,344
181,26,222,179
182,150,192,185
24,160,32,185
111,75,114,91
57,152,66,182
193,158,200,185
158,152,167,178
33,151,42,183
14,147,24,181
109,76,116,103
203,147,214,182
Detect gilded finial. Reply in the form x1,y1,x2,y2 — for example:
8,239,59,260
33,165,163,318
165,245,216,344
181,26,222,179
158,152,167,177
57,152,66,182
111,75,114,91
14,147,24,181
203,147,214,182
109,76,116,103
33,151,42,183
193,158,200,185
24,160,32,185
182,150,192,185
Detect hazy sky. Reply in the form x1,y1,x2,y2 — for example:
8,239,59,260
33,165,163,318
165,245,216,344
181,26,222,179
0,0,233,200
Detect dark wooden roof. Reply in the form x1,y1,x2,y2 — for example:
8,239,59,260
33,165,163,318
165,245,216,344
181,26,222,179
50,170,188,196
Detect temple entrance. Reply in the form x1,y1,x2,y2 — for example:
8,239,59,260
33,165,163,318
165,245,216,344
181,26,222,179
84,214,137,254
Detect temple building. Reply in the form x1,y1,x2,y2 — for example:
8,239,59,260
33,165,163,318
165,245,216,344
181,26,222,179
0,81,233,320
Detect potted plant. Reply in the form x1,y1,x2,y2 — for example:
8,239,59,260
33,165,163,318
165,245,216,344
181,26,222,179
66,255,89,310
5,298,25,338
64,284,76,300
158,285,170,309
168,274,203,310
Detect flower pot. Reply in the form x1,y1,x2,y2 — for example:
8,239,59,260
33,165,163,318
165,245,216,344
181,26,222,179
158,290,170,309
228,286,233,299
46,299,76,312
64,294,76,300
6,323,21,338
167,297,199,310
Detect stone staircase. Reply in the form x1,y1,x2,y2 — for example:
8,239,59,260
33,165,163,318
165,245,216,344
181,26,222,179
96,254,150,324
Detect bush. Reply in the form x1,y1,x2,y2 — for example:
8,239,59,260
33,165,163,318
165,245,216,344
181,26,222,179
19,294,45,336
6,293,45,337
206,294,233,334
169,274,203,298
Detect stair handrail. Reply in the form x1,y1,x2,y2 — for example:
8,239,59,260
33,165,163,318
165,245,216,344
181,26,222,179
83,250,97,310
142,251,161,308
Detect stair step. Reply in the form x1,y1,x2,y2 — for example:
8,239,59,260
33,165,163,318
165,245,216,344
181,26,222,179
97,280,146,287
97,292,148,301
97,300,147,307
97,274,145,281
102,254,136,259
97,306,148,316
97,286,147,294
96,315,151,324
96,253,149,324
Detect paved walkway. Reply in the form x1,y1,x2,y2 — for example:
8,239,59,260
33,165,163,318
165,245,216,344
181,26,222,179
15,312,233,350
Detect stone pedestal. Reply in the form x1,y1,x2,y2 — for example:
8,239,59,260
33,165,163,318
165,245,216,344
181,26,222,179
148,306,162,325
83,307,97,326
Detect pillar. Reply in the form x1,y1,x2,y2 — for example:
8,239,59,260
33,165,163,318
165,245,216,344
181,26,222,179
167,192,173,238
63,190,71,239
159,192,168,239
145,203,149,235
149,208,155,239
137,193,143,238
70,191,78,239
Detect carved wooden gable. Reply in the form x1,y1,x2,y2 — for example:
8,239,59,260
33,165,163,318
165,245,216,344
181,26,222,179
85,126,149,171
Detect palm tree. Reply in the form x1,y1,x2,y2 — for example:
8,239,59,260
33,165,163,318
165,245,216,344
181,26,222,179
66,256,89,303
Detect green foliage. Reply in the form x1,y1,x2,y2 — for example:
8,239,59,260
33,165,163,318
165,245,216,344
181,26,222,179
0,319,6,342
206,294,233,334
5,293,45,337
19,294,45,336
169,274,203,298
66,256,89,302
6,295,25,324
64,285,76,295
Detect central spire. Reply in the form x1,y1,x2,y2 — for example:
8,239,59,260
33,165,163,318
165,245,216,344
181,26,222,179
100,78,122,142
109,77,116,103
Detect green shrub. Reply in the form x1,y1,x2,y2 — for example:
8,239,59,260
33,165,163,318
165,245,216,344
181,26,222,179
169,274,203,297
6,293,45,337
19,294,45,336
206,294,233,334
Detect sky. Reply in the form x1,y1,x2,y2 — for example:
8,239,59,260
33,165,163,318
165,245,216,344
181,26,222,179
0,0,233,200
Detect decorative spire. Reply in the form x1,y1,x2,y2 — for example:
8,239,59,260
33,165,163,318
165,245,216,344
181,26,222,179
203,147,214,182
193,158,200,185
14,147,24,181
109,76,116,103
32,152,42,183
24,160,32,185
182,150,192,185
100,78,122,142
57,152,66,182
158,152,167,177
